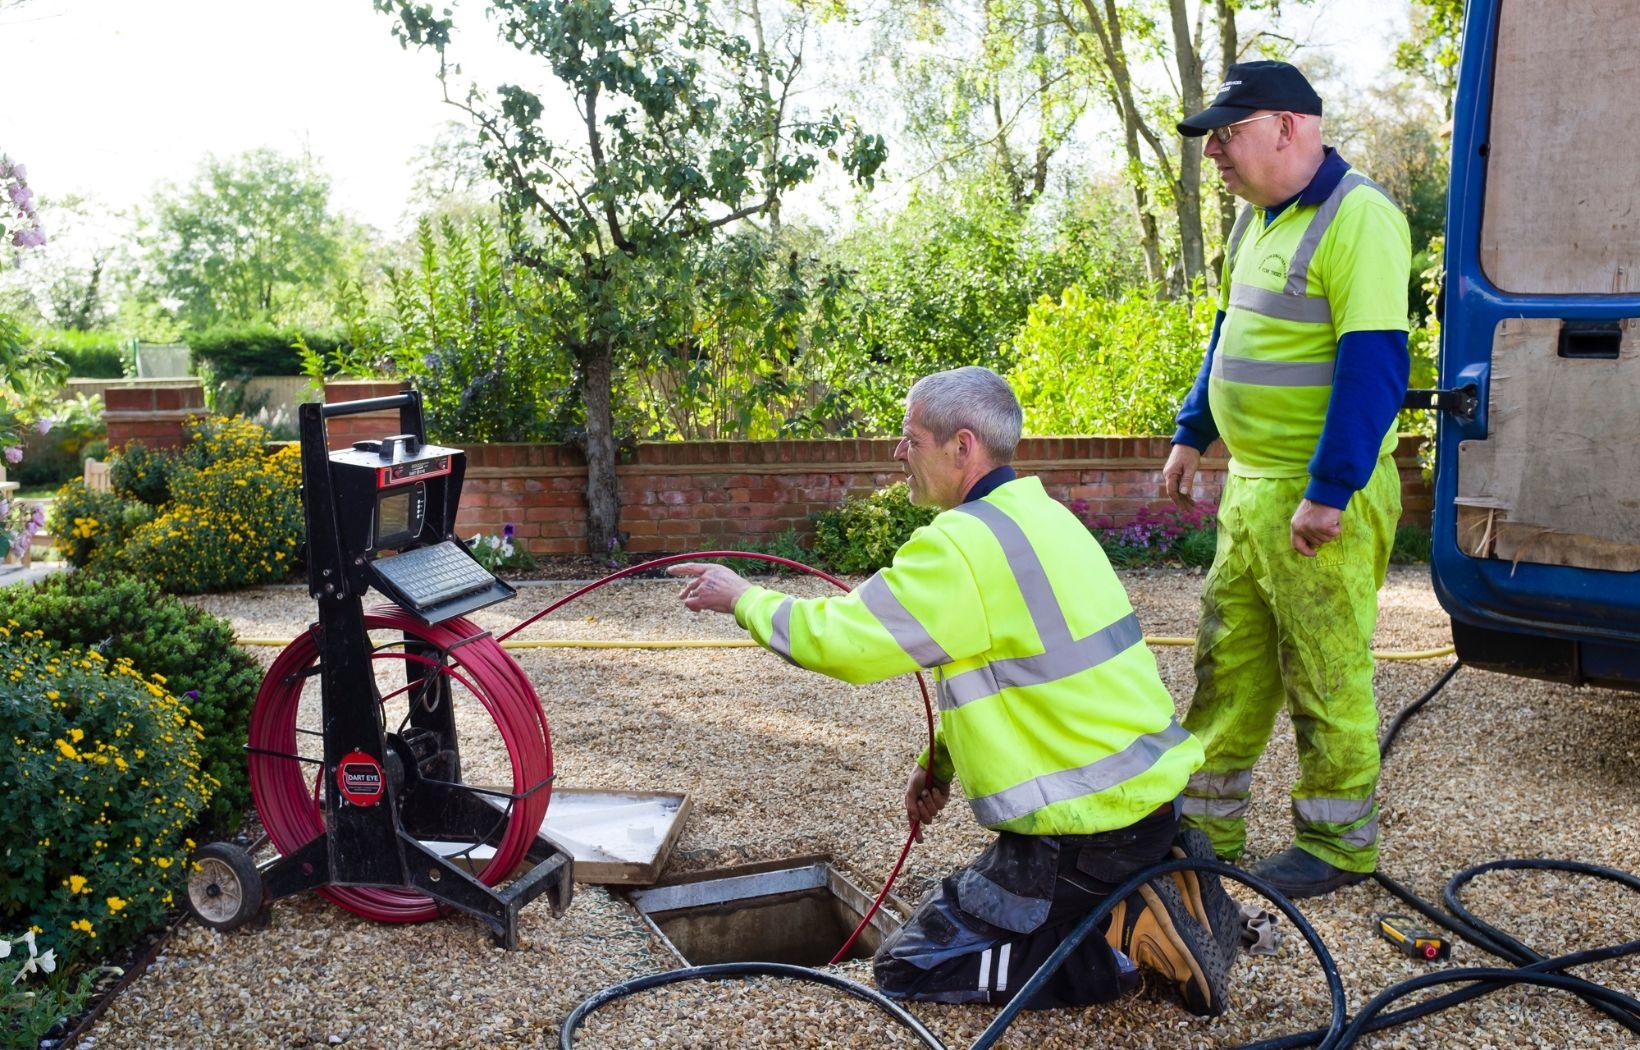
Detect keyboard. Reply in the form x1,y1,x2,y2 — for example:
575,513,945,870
372,541,496,610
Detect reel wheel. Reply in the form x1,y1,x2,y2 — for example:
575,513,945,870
186,842,265,931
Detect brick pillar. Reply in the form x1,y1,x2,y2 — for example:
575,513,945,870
322,379,409,451
102,380,206,450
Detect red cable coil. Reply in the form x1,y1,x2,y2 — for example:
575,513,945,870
249,606,555,922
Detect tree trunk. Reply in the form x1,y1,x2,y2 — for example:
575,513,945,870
1213,0,1240,267
745,0,781,231
1080,0,1167,286
576,336,622,555
1169,0,1206,286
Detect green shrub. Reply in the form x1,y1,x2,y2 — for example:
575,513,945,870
46,482,151,570
188,322,346,378
108,440,179,506
720,528,808,576
810,483,936,574
119,443,304,593
0,573,261,834
1391,524,1432,564
0,627,215,970
1008,285,1215,436
28,328,127,378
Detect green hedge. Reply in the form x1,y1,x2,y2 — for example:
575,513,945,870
28,329,126,378
188,322,346,378
810,483,936,574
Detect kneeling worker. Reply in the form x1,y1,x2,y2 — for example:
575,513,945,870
669,366,1240,1014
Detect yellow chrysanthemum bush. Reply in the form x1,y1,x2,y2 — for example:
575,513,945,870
114,418,304,594
0,624,215,970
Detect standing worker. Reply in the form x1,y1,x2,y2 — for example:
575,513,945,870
670,366,1242,1015
1163,61,1412,898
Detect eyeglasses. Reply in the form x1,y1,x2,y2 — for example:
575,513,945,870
1211,112,1281,144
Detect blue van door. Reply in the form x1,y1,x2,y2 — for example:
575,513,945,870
1432,0,1640,690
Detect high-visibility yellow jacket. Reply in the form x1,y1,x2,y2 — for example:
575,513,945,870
734,476,1202,836
1210,170,1411,476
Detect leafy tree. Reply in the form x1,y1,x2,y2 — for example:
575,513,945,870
134,149,346,329
375,0,885,553
1395,0,1464,116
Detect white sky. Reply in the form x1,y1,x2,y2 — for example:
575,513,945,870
0,0,1410,237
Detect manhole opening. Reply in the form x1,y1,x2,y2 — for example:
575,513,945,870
627,858,904,967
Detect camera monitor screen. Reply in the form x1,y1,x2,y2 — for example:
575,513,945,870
375,483,425,549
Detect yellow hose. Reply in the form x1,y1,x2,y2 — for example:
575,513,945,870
235,635,1456,660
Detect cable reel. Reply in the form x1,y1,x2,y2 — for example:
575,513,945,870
185,391,574,947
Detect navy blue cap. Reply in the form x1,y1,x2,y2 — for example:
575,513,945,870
1178,60,1323,137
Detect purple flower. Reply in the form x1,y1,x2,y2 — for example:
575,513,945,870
9,183,30,207
3,446,22,464
423,352,439,369
185,690,200,701
11,227,45,248
13,533,30,557
35,418,53,435
30,506,46,529
11,163,25,181
502,523,516,541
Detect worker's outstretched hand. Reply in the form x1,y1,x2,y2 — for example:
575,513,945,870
904,765,949,843
1162,443,1201,511
669,562,753,615
1290,498,1343,557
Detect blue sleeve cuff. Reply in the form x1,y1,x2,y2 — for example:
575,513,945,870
1304,477,1357,511
1172,424,1215,452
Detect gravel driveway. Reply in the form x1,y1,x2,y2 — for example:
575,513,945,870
86,567,1640,1048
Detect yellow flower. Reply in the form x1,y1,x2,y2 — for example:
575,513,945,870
49,691,62,702
67,726,82,742
55,739,80,761
71,918,94,935
68,874,88,894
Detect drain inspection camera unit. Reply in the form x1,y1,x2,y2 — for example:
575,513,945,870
184,391,575,947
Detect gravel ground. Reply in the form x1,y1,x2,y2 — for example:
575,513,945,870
86,567,1639,1049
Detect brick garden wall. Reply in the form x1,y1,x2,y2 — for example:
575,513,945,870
100,381,1432,555
455,435,1431,555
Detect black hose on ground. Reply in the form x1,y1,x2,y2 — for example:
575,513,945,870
556,962,947,1050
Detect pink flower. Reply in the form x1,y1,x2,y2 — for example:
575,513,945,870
3,446,22,464
35,418,52,435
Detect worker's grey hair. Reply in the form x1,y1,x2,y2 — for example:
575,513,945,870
905,366,1023,463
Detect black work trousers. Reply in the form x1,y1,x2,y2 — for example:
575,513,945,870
873,801,1179,1008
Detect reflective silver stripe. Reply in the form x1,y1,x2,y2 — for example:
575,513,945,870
978,948,992,992
1285,171,1395,295
1341,812,1380,849
1187,769,1252,798
1213,353,1335,387
1226,204,1254,270
996,943,1011,993
857,572,950,668
1228,282,1333,324
941,612,1143,709
951,501,1072,648
1180,795,1250,820
769,597,799,667
967,719,1191,826
1293,796,1376,826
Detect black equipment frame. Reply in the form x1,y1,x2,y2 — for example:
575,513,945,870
252,391,573,948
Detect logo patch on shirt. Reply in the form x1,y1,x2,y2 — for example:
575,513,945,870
1258,253,1288,280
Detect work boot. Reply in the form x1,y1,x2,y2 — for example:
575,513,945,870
1105,875,1231,1016
1250,847,1370,899
1170,828,1245,961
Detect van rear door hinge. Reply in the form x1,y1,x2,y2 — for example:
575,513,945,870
1402,384,1479,424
